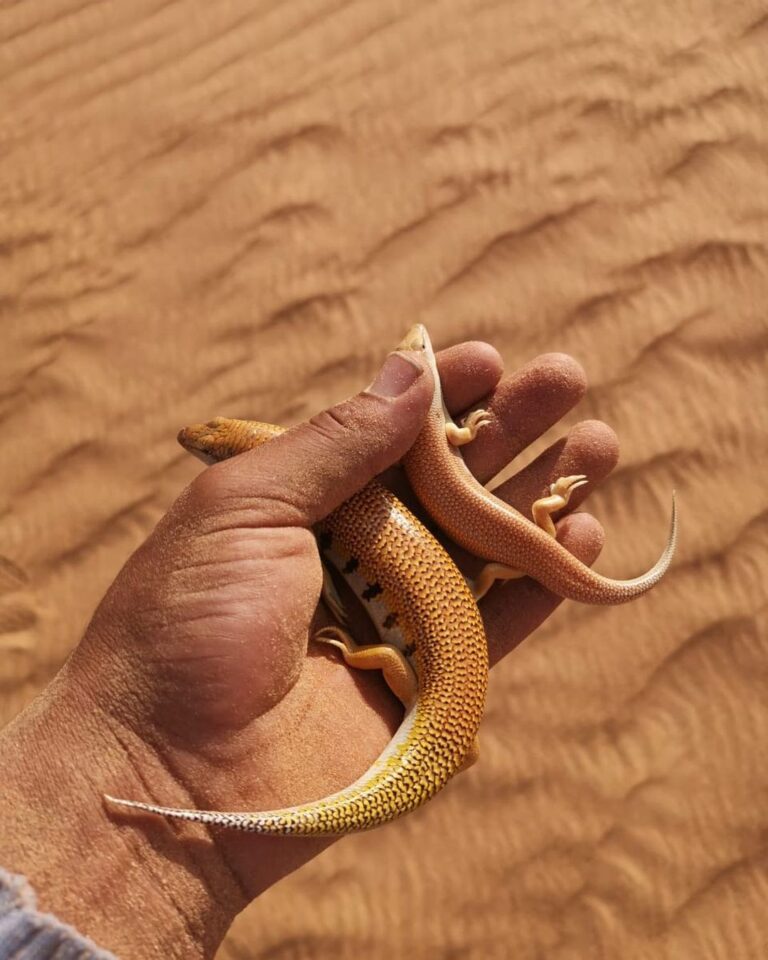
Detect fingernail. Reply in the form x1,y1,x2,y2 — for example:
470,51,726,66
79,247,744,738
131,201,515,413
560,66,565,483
365,351,424,397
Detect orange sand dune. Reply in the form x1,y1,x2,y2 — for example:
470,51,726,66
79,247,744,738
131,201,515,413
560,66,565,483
1,0,767,957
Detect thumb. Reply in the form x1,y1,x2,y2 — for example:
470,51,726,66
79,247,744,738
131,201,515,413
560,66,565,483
194,349,432,526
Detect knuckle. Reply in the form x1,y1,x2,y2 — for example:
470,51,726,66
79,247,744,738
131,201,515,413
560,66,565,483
307,398,396,452
307,402,367,442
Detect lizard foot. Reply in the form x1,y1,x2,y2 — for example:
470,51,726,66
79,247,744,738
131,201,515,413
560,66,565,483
470,562,526,601
531,474,588,537
445,408,493,447
313,626,418,709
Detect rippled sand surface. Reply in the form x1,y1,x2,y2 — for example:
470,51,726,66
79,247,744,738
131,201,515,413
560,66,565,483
2,1,767,957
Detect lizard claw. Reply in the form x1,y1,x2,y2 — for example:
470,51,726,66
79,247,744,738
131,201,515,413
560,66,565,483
549,475,588,502
446,408,493,446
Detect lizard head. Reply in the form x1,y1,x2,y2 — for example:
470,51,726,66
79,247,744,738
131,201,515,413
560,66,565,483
397,323,429,353
177,417,274,464
396,324,440,404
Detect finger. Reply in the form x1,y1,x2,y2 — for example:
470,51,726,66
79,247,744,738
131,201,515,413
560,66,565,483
482,512,605,667
492,419,619,517
189,349,432,527
435,341,504,414
460,353,588,484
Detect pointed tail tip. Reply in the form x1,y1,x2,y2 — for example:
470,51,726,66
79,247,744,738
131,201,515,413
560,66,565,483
104,794,138,811
670,489,678,540
611,488,677,598
650,489,678,579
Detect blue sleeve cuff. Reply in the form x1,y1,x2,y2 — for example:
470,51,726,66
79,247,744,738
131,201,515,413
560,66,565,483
0,867,118,959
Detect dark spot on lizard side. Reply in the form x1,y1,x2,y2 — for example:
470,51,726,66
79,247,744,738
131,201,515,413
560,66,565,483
362,582,383,601
343,556,360,574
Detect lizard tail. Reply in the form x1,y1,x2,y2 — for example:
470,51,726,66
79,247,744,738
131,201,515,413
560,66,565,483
104,702,472,836
531,490,677,604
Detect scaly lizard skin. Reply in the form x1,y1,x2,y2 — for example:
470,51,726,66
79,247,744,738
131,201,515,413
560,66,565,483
400,325,677,604
105,417,489,836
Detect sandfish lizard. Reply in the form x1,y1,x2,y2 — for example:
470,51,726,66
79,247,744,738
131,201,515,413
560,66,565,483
400,325,677,603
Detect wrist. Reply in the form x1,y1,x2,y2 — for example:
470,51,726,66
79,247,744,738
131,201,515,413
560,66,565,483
0,654,240,959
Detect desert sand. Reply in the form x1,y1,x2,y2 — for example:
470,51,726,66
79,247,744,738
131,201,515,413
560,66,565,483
2,0,767,957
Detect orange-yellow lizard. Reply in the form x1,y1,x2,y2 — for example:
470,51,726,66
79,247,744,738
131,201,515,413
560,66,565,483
400,325,677,603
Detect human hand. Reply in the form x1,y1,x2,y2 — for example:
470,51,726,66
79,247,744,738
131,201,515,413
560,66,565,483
0,337,615,959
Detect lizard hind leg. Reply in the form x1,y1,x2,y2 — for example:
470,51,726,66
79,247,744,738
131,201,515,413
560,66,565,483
470,563,526,602
531,474,588,537
445,408,493,447
470,475,589,599
313,626,418,710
